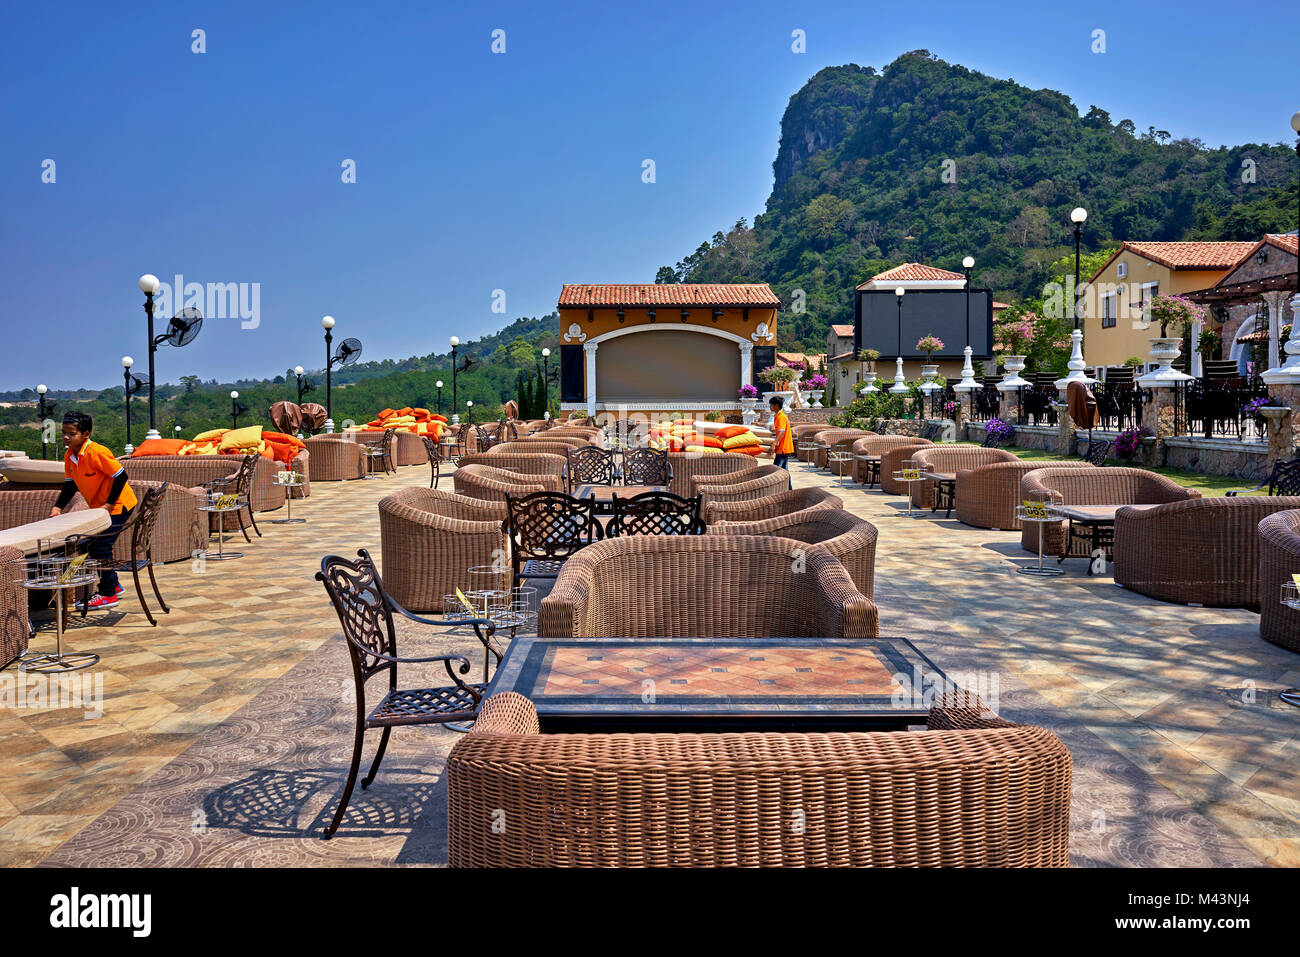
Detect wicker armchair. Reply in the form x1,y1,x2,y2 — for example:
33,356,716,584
954,460,1095,530
686,462,775,498
1259,509,1300,652
1020,466,1201,557
115,480,206,564
848,435,932,486
539,535,878,638
1113,496,1300,607
303,435,366,481
489,440,587,457
695,467,790,521
666,452,756,499
710,508,878,598
793,424,835,461
0,545,27,668
878,441,936,495
447,691,1071,867
120,454,276,532
822,429,877,476
907,446,1018,510
457,452,566,486
378,488,509,612
453,464,560,502
706,487,844,524
810,429,873,471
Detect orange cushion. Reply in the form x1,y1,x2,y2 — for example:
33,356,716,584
699,436,723,449
262,431,305,449
715,425,751,440
730,445,762,455
131,438,189,456
378,408,395,419
430,414,448,423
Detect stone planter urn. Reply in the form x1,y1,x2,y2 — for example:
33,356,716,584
808,390,824,409
921,363,939,382
861,372,879,393
1147,337,1184,380
997,355,1028,392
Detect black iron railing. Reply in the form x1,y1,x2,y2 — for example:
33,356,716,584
1185,378,1268,440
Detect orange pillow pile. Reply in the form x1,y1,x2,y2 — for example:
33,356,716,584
130,438,189,456
360,406,446,438
261,430,306,465
719,427,763,456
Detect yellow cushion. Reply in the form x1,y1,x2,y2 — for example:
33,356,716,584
722,432,760,450
194,428,228,442
684,445,722,454
219,426,263,451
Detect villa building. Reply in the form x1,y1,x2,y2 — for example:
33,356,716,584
556,283,781,420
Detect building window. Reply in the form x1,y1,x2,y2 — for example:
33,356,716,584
1101,293,1117,328
1139,282,1159,325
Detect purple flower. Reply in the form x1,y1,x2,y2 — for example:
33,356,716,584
738,384,759,399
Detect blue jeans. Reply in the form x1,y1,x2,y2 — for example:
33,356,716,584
774,453,792,488
89,507,131,596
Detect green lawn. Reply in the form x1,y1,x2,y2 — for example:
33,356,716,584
956,443,1261,496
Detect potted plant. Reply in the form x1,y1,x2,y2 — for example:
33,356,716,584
915,335,944,363
805,373,827,408
758,365,797,390
1145,294,1202,374
1114,426,1151,459
1196,328,1222,359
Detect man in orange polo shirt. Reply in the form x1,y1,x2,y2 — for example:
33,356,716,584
770,395,794,489
50,412,138,609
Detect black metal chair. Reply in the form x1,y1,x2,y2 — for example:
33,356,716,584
362,428,397,477
473,424,496,453
565,446,619,492
421,435,441,489
503,491,603,591
1081,438,1111,466
1227,458,1300,497
204,453,261,541
607,491,705,537
315,548,500,840
72,482,171,626
621,447,672,486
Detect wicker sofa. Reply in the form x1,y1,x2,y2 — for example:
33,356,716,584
378,488,508,612
954,460,1095,530
304,435,366,481
848,435,932,486
809,429,873,471
447,691,1072,867
666,452,756,499
539,535,878,638
453,464,560,502
345,429,427,467
491,439,591,457
907,446,1018,510
456,452,566,487
0,545,25,668
878,441,936,495
1113,496,1300,608
1020,467,1201,557
710,507,878,598
1259,509,1300,652
121,452,295,531
707,487,843,524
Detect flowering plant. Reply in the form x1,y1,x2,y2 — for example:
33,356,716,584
1146,294,1203,337
738,384,759,399
1115,426,1151,458
943,401,959,416
857,348,881,363
915,335,944,359
785,359,807,372
993,314,1039,354
758,365,797,386
985,417,1014,442
1242,397,1268,417
805,374,827,390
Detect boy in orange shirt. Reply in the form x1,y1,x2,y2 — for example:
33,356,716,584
51,412,138,609
770,395,794,489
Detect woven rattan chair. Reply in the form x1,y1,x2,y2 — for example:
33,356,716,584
378,489,508,612
607,491,704,537
303,435,367,481
447,691,1071,867
540,535,878,638
907,446,1018,511
954,460,1095,531
665,451,752,498
316,548,499,840
70,482,171,626
504,491,603,591
1020,466,1200,558
848,435,931,487
458,452,566,488
706,487,844,524
710,507,878,598
810,429,872,471
453,464,560,502
686,462,778,498
121,452,282,517
565,446,619,493
491,439,586,458
361,428,397,476
421,436,442,489
878,441,936,495
1259,509,1300,652
1113,496,1300,607
0,544,26,668
623,447,672,487
525,433,594,449
792,424,834,462
695,466,789,521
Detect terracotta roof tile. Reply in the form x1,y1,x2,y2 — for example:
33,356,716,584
558,283,781,307
1118,241,1258,271
867,262,966,282
829,324,855,336
1265,233,1299,256
828,351,855,362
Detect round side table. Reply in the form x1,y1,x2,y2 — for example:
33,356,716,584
197,498,249,560
892,472,926,517
827,451,853,487
272,478,306,524
1017,505,1066,577
21,560,101,673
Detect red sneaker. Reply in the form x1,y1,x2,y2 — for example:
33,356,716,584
84,593,119,610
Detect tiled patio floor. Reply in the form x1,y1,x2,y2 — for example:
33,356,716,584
5,456,1299,866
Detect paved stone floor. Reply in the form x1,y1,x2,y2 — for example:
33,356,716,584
4,456,1299,866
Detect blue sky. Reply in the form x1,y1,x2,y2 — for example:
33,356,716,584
2,0,1296,391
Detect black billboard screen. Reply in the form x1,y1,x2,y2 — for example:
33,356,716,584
856,289,993,359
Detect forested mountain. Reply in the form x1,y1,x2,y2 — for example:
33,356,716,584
661,50,1299,352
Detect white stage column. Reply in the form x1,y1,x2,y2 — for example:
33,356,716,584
584,341,598,418
739,341,753,391
1263,291,1290,373
1191,316,1204,379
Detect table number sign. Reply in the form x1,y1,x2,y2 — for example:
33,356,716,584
901,468,922,481
1021,500,1051,520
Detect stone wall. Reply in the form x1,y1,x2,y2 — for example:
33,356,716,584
786,409,838,424
1162,437,1268,481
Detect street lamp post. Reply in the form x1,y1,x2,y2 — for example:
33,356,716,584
541,347,551,412
322,316,335,432
956,256,979,416
35,384,52,459
435,380,444,416
450,336,461,424
465,400,473,425
292,365,306,404
231,391,242,429
1057,207,1094,388
138,274,161,439
121,358,134,454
